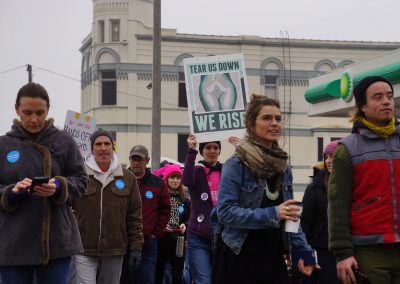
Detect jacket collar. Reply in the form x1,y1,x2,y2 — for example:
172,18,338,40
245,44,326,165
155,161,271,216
86,152,123,177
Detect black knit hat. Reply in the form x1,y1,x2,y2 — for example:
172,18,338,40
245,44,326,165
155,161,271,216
90,129,114,151
353,76,393,107
199,141,221,156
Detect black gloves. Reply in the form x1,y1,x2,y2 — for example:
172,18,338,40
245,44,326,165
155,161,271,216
129,250,141,272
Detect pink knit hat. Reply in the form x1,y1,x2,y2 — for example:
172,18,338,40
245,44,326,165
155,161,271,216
163,164,183,181
323,140,340,155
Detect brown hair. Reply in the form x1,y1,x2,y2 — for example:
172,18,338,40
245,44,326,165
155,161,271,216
167,172,185,200
245,94,282,147
16,82,50,109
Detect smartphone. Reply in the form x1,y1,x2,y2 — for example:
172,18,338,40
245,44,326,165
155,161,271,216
291,249,318,266
28,176,50,194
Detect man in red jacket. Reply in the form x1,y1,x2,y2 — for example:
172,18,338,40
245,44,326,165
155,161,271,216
120,145,171,284
328,76,399,284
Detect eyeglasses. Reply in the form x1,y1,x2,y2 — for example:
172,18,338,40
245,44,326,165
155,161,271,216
256,114,282,123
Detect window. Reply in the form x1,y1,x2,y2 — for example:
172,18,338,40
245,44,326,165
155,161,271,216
101,71,116,105
110,19,120,42
98,20,104,43
178,72,187,107
317,137,323,161
264,75,277,99
178,133,189,162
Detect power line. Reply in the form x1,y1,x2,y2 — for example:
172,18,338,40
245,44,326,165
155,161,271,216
0,65,26,76
33,65,180,108
34,66,81,83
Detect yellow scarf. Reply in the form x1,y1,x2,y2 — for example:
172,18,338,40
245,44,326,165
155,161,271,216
360,117,396,138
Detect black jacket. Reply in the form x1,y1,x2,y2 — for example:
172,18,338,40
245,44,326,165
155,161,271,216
301,170,329,251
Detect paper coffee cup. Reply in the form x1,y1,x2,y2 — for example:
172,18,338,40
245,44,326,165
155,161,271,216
285,202,303,233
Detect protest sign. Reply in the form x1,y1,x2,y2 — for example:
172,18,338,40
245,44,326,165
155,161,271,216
64,110,96,158
183,53,249,142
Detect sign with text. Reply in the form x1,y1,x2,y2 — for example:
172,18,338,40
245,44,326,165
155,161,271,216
183,53,249,142
64,110,96,158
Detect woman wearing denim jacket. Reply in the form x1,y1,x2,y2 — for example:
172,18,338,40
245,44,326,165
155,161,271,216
212,94,317,284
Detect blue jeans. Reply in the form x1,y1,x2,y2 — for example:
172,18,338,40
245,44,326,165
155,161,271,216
0,257,70,284
188,235,212,284
137,237,158,284
182,247,191,284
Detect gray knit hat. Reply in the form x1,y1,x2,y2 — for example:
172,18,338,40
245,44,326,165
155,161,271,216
90,129,114,151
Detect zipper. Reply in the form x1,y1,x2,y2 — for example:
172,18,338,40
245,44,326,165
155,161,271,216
97,183,104,252
353,196,381,211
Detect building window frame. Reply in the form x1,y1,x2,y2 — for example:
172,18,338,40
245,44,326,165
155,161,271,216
264,75,278,99
98,20,105,43
178,72,187,108
178,133,189,162
110,19,120,42
101,71,117,105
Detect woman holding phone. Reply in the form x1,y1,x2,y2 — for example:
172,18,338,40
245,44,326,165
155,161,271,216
212,94,318,284
0,82,88,284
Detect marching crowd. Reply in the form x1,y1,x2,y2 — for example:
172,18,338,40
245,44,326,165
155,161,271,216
0,76,399,284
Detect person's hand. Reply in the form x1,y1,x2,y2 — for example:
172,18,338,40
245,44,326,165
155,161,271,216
284,254,292,267
228,136,241,146
179,223,186,234
337,256,358,284
33,178,57,197
11,178,32,194
297,258,320,276
278,199,302,221
165,224,174,233
129,250,141,272
187,134,197,150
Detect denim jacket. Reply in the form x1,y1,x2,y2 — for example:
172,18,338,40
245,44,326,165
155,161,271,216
211,154,312,255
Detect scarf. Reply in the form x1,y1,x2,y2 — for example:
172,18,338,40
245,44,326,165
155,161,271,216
168,188,181,228
236,139,288,192
198,160,222,175
359,117,395,138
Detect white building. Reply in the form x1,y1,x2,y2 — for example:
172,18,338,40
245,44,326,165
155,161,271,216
80,0,400,193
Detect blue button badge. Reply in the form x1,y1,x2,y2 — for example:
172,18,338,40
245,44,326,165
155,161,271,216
7,151,20,163
145,191,153,199
115,180,125,189
178,205,184,214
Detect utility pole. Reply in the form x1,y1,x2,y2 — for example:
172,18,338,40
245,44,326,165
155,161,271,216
151,0,161,170
27,64,32,82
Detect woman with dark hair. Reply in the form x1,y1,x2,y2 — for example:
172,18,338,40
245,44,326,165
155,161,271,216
212,94,317,284
0,82,88,284
183,137,223,284
301,140,341,284
155,163,190,284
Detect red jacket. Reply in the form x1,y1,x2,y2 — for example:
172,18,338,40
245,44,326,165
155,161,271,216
342,123,400,245
136,169,171,244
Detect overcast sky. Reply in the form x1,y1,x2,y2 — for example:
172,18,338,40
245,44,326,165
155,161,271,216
1,0,399,135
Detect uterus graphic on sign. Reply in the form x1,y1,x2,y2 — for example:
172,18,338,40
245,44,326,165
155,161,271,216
193,72,243,114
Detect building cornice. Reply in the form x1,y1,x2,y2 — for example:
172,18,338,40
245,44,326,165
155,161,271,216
136,34,400,50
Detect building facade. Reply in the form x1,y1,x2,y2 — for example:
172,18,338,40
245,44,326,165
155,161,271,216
80,0,400,193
